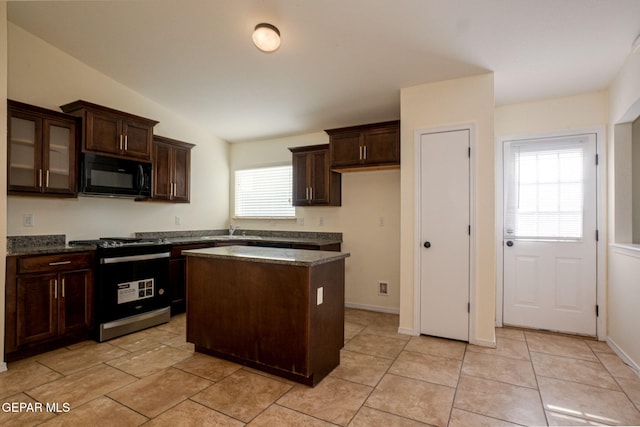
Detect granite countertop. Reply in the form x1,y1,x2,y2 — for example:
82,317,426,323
137,229,343,247
7,230,343,256
7,235,96,257
183,245,350,267
163,235,342,246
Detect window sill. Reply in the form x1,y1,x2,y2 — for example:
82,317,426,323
232,217,297,221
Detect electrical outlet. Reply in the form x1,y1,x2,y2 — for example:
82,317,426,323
23,213,34,227
378,281,388,295
175,215,181,225
319,216,324,226
298,217,305,226
378,216,385,226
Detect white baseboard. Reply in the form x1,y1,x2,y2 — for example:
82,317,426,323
344,302,399,315
397,327,419,336
607,337,640,378
470,337,497,348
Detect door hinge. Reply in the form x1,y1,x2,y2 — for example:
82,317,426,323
468,147,471,158
596,305,599,317
467,302,470,313
595,154,599,166
596,230,599,241
468,225,471,235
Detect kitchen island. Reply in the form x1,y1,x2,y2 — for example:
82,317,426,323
184,245,349,386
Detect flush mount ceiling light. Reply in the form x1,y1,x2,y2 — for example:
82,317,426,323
252,23,281,53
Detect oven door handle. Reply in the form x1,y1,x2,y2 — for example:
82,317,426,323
100,252,170,264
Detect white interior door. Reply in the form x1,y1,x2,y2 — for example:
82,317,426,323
419,129,470,342
502,134,597,336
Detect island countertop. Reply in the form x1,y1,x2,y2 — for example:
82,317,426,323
182,245,350,267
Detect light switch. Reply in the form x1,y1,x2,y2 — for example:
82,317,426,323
317,287,323,305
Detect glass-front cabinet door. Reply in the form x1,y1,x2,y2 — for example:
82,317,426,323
44,119,76,195
8,111,42,193
8,100,77,197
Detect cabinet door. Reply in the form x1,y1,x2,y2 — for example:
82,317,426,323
17,274,58,346
153,142,172,200
292,151,311,205
8,110,43,193
123,119,152,160
59,270,93,335
363,126,400,165
309,150,330,204
172,146,191,202
43,118,77,196
329,132,362,168
85,110,122,156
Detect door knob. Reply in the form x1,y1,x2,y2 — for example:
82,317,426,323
423,241,431,249
506,240,514,247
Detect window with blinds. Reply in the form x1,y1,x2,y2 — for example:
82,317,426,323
234,165,295,218
504,138,586,240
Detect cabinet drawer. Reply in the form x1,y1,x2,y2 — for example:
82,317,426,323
18,252,93,274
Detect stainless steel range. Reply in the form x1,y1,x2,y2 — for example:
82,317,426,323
69,237,171,341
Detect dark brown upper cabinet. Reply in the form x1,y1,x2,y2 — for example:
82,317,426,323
289,144,341,206
152,135,195,203
326,120,400,171
7,100,79,197
60,100,158,162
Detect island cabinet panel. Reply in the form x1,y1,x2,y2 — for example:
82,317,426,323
186,253,345,386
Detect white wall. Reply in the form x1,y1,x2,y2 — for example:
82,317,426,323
399,73,495,345
495,92,608,136
633,118,640,243
230,132,401,313
608,45,640,371
7,23,229,240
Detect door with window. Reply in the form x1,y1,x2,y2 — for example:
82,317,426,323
502,133,597,336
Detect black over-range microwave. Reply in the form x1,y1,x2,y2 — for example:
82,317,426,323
79,153,152,198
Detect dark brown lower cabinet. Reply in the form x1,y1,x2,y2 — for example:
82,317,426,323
5,252,93,362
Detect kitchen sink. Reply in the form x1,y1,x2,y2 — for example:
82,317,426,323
201,235,263,240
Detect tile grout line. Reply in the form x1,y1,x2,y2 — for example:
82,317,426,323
524,331,550,427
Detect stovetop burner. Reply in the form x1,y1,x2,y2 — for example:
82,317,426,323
69,237,169,248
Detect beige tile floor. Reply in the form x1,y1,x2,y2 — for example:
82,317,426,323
1,308,640,426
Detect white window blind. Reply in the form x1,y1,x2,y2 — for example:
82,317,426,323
504,138,585,240
234,165,294,218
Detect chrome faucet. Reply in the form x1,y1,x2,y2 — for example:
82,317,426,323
229,224,238,236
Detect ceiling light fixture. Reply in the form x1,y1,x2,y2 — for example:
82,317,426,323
252,23,281,53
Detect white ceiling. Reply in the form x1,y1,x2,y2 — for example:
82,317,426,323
7,0,640,142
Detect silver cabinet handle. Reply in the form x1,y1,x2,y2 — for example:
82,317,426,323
173,183,177,197
53,279,58,299
119,134,124,150
363,145,367,160
62,278,65,298
45,170,50,188
49,261,71,266
359,146,363,160
310,187,313,201
124,135,128,151
38,169,43,188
